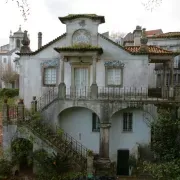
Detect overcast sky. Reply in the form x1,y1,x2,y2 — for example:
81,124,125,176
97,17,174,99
0,0,180,51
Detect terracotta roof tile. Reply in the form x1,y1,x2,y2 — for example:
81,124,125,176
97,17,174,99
0,50,8,54
125,45,179,55
145,29,163,36
150,32,180,38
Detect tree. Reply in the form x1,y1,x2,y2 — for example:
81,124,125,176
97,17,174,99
141,0,163,11
0,63,19,88
5,0,30,21
142,107,180,180
110,31,126,40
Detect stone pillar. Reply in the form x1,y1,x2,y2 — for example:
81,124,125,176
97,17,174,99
31,96,37,113
162,63,167,98
87,154,94,178
99,123,111,159
169,60,174,98
17,99,24,122
58,58,66,99
2,99,9,126
91,55,98,99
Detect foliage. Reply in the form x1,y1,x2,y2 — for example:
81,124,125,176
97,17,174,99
0,159,13,178
0,88,19,98
128,154,137,167
141,107,180,179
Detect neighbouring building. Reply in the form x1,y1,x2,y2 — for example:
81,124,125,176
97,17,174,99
14,14,179,176
0,26,24,89
124,26,180,92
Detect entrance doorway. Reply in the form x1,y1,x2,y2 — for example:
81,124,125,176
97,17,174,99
117,149,129,176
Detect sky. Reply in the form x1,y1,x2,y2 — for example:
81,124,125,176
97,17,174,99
0,0,180,51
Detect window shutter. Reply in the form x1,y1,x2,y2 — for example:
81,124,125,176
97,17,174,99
92,113,96,131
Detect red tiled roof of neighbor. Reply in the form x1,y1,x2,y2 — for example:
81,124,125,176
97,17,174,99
150,32,180,38
125,45,178,55
145,29,163,36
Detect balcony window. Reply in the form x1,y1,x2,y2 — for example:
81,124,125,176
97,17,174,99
106,68,122,86
43,67,57,86
123,112,133,132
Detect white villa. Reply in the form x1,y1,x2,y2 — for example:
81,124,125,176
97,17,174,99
16,14,179,176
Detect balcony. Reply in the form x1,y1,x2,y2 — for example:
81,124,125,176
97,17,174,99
36,86,174,110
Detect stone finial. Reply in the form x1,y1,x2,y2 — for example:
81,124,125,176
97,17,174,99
9,30,12,37
20,30,31,53
139,28,149,53
19,25,22,32
38,32,42,49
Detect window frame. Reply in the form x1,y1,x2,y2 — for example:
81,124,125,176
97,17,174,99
42,66,57,87
122,112,133,132
92,113,100,132
105,67,123,87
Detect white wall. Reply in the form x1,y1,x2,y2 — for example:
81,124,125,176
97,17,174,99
58,107,100,153
109,108,151,162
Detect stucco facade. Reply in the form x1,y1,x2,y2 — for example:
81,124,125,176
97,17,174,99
16,14,177,176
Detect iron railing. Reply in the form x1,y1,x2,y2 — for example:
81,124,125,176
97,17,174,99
36,87,58,110
55,126,88,158
64,86,171,100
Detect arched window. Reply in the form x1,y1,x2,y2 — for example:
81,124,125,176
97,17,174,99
16,39,20,48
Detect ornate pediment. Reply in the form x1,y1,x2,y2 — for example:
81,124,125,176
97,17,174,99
41,59,59,67
104,60,125,68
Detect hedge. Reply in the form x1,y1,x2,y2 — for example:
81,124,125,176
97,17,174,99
0,88,19,98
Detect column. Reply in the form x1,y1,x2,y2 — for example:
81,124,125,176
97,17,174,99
91,55,98,99
92,56,96,84
60,60,64,83
58,57,66,99
99,123,111,159
162,62,167,98
169,59,174,98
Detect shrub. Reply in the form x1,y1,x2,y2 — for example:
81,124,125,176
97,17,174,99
0,159,13,177
0,88,19,98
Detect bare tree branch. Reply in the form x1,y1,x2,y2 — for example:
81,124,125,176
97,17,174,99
141,0,163,11
5,0,30,21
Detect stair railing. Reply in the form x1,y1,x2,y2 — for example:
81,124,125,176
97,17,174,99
36,87,58,111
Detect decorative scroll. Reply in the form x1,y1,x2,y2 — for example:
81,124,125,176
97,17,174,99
104,60,125,68
41,59,59,67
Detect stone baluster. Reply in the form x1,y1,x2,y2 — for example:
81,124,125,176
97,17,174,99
91,55,98,99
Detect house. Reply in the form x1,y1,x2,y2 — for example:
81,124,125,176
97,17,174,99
16,14,178,176
0,26,24,89
124,26,180,90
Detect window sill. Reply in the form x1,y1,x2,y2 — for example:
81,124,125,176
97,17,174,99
43,84,56,87
92,129,100,132
122,130,133,133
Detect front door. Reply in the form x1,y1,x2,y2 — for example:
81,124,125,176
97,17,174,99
117,149,129,176
74,68,88,97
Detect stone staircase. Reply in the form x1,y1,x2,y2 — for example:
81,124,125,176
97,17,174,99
23,117,88,171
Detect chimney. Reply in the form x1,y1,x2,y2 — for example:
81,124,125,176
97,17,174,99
38,32,42,49
133,25,142,46
139,28,149,53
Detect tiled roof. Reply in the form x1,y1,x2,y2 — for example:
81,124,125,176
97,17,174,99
145,29,163,36
17,33,66,56
149,32,180,38
59,14,105,24
125,45,179,55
